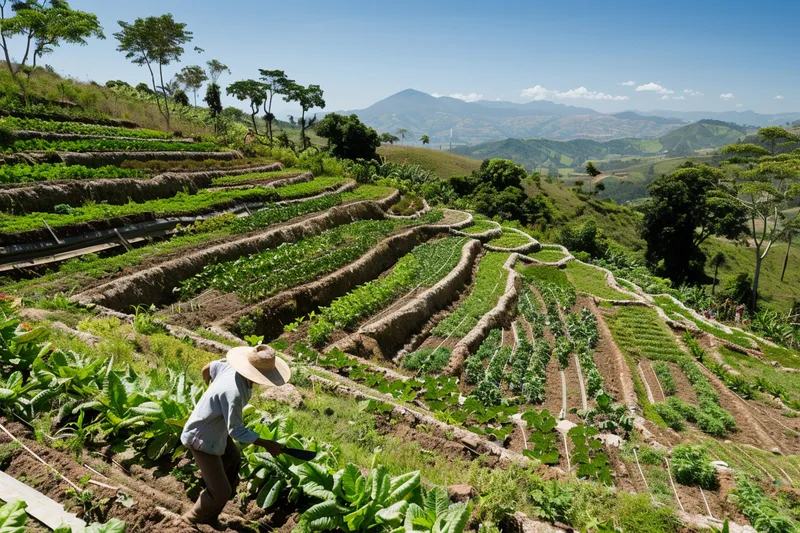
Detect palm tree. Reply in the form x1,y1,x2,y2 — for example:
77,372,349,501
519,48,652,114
710,251,726,295
396,128,409,145
420,134,430,147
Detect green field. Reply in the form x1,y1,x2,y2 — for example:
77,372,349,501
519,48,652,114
377,145,481,178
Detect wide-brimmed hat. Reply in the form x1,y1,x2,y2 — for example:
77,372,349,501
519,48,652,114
226,345,291,387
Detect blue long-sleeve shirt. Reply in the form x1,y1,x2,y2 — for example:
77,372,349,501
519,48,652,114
180,360,259,455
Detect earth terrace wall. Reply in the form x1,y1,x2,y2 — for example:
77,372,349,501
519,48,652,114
444,253,522,376
17,150,243,168
0,109,140,128
73,199,393,312
483,227,542,254
8,130,196,143
451,220,502,241
218,224,450,340
0,163,285,214
336,239,482,358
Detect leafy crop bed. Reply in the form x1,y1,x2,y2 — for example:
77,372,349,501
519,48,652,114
431,252,510,338
0,162,146,184
211,167,304,186
308,237,468,345
652,296,755,349
605,306,737,437
0,116,175,139
273,176,348,199
179,214,442,303
527,248,567,262
5,137,221,153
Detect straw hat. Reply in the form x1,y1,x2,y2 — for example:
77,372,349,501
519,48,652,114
226,345,291,387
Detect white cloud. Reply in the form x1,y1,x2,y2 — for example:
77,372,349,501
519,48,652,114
660,95,670,100
554,87,628,101
672,96,686,100
521,85,627,101
520,85,551,100
720,93,735,100
618,81,636,86
775,95,784,100
636,82,673,94
683,89,703,96
433,92,483,102
736,104,743,107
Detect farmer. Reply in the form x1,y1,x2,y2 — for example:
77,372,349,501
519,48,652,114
178,344,291,526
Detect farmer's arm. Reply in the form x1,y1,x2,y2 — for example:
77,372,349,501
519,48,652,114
201,364,212,385
223,391,282,456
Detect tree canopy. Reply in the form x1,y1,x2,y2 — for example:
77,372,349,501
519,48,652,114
176,64,207,106
258,68,292,141
641,165,747,284
226,79,266,134
316,113,380,161
285,82,325,150
114,14,192,128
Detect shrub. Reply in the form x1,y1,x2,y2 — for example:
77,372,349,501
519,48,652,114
653,402,683,431
670,445,719,490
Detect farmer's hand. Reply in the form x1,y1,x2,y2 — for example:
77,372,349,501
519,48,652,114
262,439,283,457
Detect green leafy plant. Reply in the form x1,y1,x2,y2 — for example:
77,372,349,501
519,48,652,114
670,445,718,490
521,409,560,465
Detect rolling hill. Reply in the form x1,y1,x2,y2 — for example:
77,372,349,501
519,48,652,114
377,145,481,178
450,120,748,173
346,89,687,145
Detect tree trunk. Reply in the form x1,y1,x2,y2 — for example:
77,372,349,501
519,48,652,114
157,62,171,129
300,110,307,151
712,265,719,295
782,233,793,282
752,252,762,309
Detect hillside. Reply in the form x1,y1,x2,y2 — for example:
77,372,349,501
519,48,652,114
451,120,747,174
377,145,481,178
347,89,686,146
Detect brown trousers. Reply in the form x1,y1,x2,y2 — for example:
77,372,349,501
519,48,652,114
183,437,241,524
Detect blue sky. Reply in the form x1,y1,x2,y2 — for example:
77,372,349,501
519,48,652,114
14,0,800,117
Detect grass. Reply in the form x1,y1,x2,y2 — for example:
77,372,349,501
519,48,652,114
565,261,634,300
487,230,531,249
461,220,498,234
432,252,510,338
701,237,800,314
343,185,396,201
273,176,348,199
527,248,568,262
719,346,800,403
254,389,472,486
652,296,756,349
377,145,481,178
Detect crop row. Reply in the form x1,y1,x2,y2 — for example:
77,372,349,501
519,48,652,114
606,306,737,437
297,345,517,441
464,329,503,385
652,295,755,349
518,288,547,338
0,116,175,139
308,237,468,346
179,215,442,303
273,176,348,200
431,252,510,338
0,308,472,533
460,219,498,235
566,308,605,398
0,176,347,236
0,162,146,184
5,137,221,153
211,168,303,186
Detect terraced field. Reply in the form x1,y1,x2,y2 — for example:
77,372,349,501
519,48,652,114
0,112,799,533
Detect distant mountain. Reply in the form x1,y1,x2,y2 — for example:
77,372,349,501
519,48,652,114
643,109,800,127
451,120,747,171
611,112,685,125
345,89,686,145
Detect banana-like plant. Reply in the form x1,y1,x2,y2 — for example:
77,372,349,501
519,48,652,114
241,416,336,510
301,456,422,532
0,317,50,374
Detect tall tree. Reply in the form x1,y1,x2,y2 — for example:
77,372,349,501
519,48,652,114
258,69,292,142
641,165,747,284
206,59,230,83
226,79,266,134
0,0,103,87
176,64,207,106
380,132,399,145
114,14,192,129
420,134,430,147
720,140,800,307
585,161,601,178
285,83,325,150
780,218,799,283
316,113,380,160
710,252,726,295
757,126,799,155
396,128,408,145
